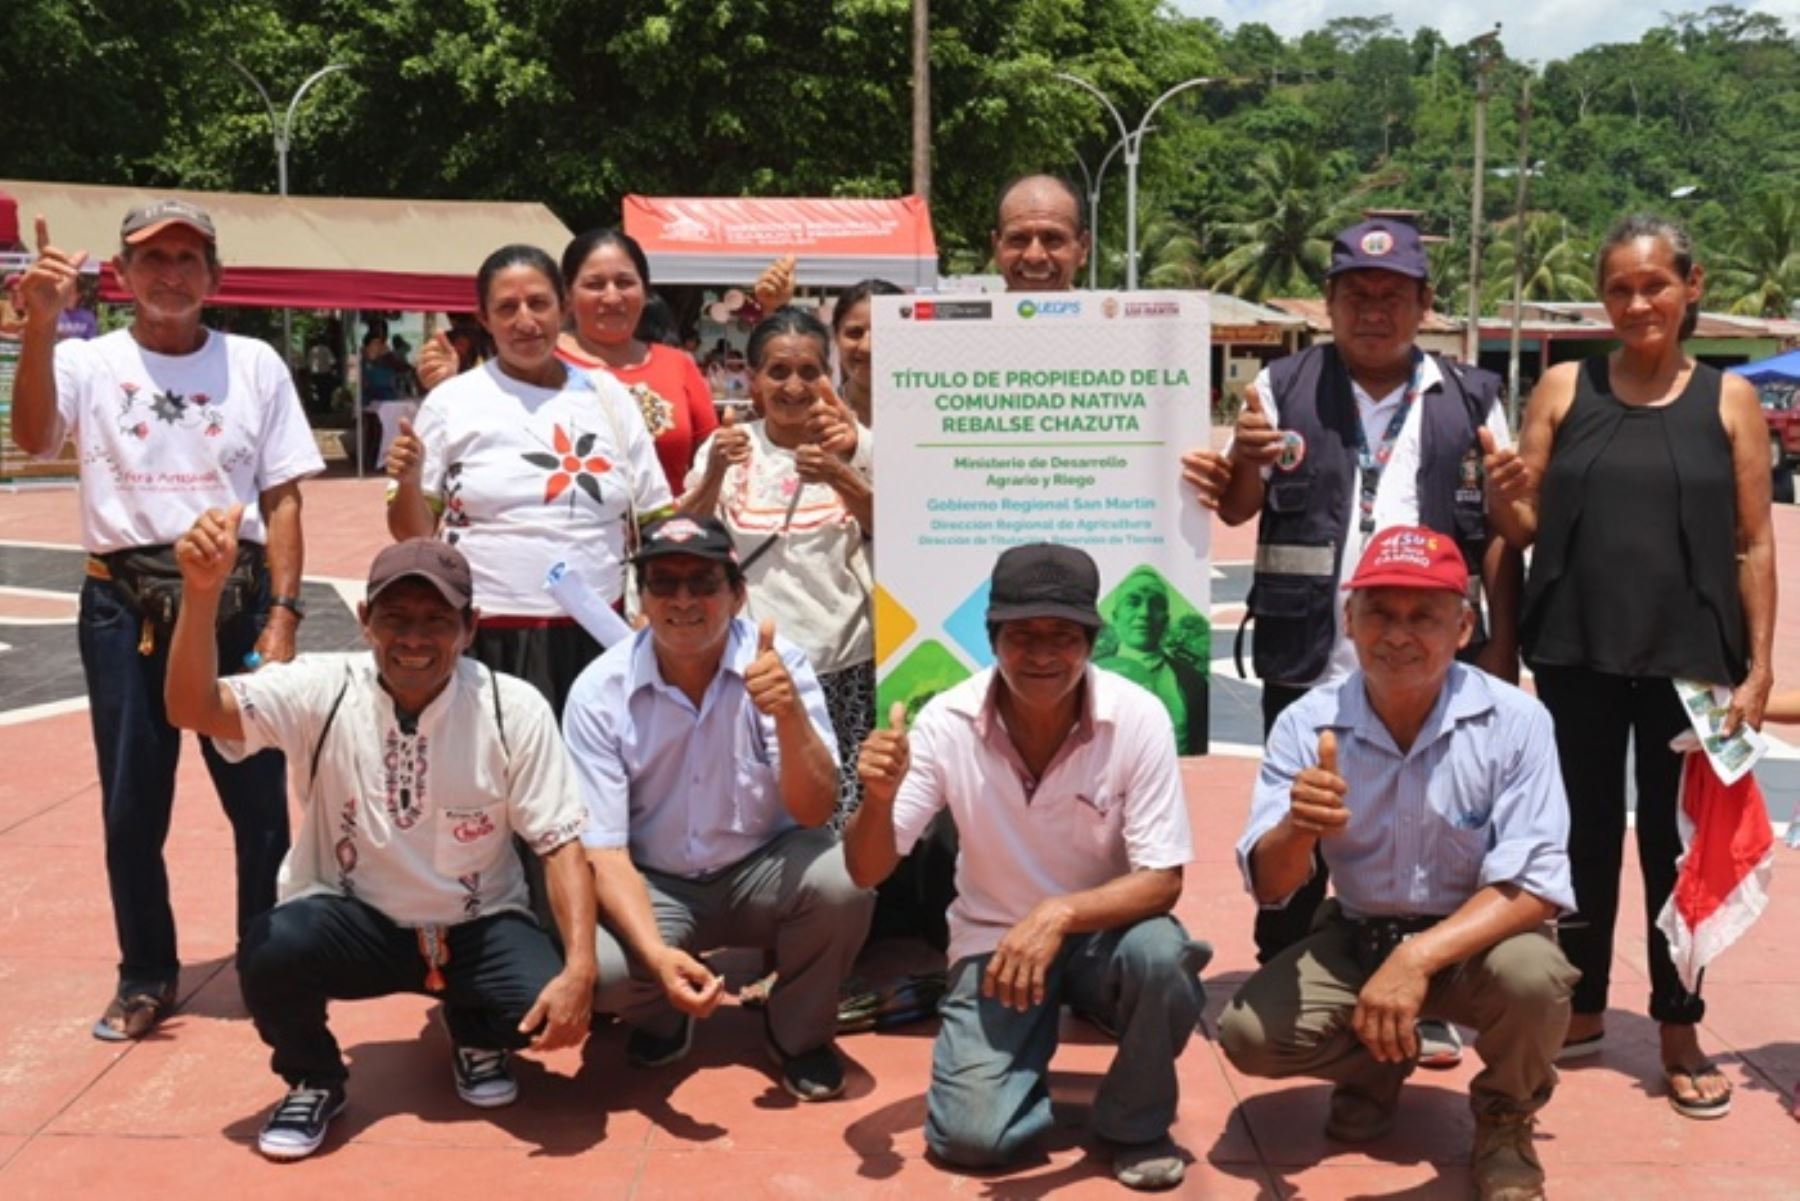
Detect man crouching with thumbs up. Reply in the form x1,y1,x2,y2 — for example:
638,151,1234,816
562,515,871,1100
845,543,1211,1191
1221,526,1578,1201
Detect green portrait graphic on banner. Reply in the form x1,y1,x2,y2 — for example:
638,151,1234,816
1093,564,1211,755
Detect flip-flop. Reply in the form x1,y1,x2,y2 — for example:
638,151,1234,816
92,988,175,1042
1556,1030,1606,1061
1664,1062,1732,1120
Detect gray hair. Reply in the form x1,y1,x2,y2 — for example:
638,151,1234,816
1596,213,1699,341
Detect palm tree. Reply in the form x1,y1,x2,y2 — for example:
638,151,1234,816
1203,142,1361,300
1427,236,1467,310
1481,212,1594,309
1713,191,1800,318
1141,215,1208,289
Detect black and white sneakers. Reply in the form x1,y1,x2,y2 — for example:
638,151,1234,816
257,1083,347,1161
452,1046,520,1108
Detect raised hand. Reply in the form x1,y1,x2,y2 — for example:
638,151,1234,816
743,619,800,719
415,329,458,391
175,504,246,594
18,216,89,325
1478,427,1533,504
1232,383,1283,468
1289,729,1349,837
754,254,797,312
806,378,858,456
857,702,911,808
706,403,753,477
386,416,424,484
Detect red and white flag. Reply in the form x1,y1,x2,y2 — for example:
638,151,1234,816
1655,751,1776,993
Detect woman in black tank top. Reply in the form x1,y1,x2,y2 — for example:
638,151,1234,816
1485,215,1776,1120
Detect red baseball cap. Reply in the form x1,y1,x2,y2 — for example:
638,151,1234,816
1345,525,1468,595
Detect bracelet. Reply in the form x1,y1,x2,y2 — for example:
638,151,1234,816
269,595,308,620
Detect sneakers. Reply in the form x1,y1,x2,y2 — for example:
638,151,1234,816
766,1036,847,1102
452,1046,519,1108
257,1083,347,1161
1417,1019,1464,1069
1472,1113,1546,1201
1110,1135,1187,1191
626,1015,695,1068
1325,1084,1399,1143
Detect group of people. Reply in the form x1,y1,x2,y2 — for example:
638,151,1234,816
5,171,1780,1201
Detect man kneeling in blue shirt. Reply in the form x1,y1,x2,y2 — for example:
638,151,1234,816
563,516,873,1101
1220,526,1577,1201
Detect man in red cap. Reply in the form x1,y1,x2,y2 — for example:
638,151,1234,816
1219,526,1576,1201
10,199,323,1044
164,516,597,1161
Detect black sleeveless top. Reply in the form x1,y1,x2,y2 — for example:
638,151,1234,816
1522,358,1745,685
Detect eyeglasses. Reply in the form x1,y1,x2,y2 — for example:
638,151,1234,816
642,569,728,599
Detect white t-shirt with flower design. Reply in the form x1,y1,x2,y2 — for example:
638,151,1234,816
686,420,874,674
405,361,672,617
48,329,324,553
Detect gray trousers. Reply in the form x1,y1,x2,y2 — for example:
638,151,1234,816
925,915,1210,1167
1218,903,1578,1119
594,827,873,1054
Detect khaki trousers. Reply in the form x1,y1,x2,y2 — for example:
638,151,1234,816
1218,902,1578,1118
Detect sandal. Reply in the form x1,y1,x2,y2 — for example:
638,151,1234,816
738,970,779,1010
92,985,176,1042
1556,1029,1606,1061
1664,1061,1732,1120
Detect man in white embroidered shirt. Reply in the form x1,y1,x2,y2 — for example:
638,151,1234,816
844,543,1209,1192
1219,526,1578,1201
563,515,873,1102
164,524,596,1162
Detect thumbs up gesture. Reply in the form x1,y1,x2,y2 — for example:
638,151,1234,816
1477,426,1532,504
1232,382,1283,468
857,701,912,808
1180,447,1232,510
743,619,799,719
386,415,424,484
1289,729,1350,837
415,329,459,391
806,378,859,456
18,216,89,327
706,403,753,479
175,504,247,594
753,254,797,312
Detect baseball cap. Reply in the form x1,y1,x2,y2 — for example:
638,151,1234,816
1327,218,1427,280
367,539,474,609
633,515,740,567
1345,526,1468,595
986,543,1103,630
120,198,217,246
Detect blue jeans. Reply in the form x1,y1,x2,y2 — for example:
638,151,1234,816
78,575,289,994
925,915,1210,1167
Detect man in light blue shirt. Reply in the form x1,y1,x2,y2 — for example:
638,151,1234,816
1219,526,1577,1201
563,515,872,1102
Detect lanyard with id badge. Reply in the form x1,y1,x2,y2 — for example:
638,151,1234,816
1352,350,1428,535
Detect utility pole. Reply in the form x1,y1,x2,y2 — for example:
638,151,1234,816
1071,133,1140,289
1464,25,1501,364
911,0,931,204
1505,75,1534,427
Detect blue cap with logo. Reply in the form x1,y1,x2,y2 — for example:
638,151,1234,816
1327,218,1427,280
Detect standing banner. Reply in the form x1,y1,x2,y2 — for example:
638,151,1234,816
871,291,1212,753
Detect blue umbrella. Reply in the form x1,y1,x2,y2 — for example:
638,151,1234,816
1729,347,1800,381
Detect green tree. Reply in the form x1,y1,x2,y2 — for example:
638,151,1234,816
1202,142,1360,299
1713,191,1800,317
1482,212,1596,308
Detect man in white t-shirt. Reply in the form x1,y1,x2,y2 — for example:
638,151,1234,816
9,201,323,1042
165,527,597,1161
563,515,873,1102
844,544,1210,1192
1179,220,1522,1077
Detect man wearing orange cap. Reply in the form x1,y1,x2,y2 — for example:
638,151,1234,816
10,200,323,1043
1219,526,1577,1201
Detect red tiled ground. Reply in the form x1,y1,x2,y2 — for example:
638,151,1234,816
0,477,1796,1198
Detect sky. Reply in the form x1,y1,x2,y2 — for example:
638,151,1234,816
1172,1,1800,65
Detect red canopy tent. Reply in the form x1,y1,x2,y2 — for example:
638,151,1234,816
622,195,938,289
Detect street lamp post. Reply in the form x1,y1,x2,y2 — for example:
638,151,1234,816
229,59,350,361
1070,132,1141,290
1055,72,1221,290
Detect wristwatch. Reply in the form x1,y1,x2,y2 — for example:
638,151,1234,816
270,594,308,620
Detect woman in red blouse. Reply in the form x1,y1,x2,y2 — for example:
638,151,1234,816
555,230,717,493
